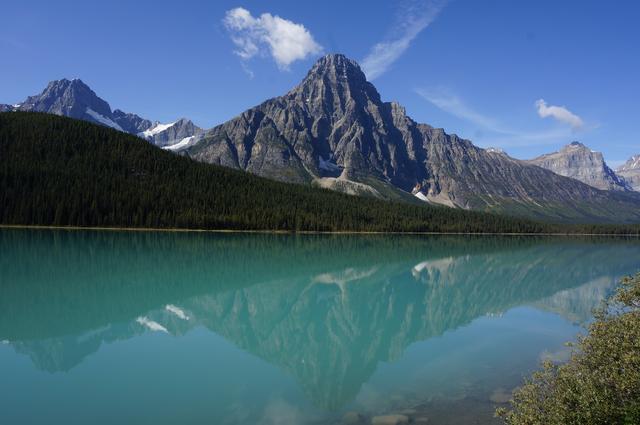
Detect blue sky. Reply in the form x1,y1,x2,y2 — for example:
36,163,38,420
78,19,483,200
1,0,639,165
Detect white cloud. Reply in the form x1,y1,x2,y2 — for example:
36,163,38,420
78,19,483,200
361,0,448,80
535,99,584,129
223,7,323,70
416,88,574,147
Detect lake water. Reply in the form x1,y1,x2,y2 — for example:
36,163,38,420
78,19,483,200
1,230,639,425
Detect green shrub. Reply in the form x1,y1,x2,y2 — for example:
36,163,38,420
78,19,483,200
497,273,640,424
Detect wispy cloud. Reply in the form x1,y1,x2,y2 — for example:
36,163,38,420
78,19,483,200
535,99,584,129
361,0,448,80
415,88,574,147
240,62,255,79
223,7,323,70
415,88,503,131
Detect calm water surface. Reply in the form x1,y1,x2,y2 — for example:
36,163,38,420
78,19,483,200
1,230,639,425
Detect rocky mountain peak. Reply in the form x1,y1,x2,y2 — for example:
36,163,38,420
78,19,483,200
616,154,640,191
618,154,640,172
287,53,382,116
19,77,113,119
306,54,366,81
185,54,640,221
566,141,587,149
528,142,629,191
4,78,202,148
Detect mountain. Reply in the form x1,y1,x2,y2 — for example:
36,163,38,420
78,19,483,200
112,109,153,134
1,111,580,233
528,142,630,191
3,78,203,149
137,117,204,150
617,154,640,191
2,58,639,223
15,78,121,129
184,54,640,223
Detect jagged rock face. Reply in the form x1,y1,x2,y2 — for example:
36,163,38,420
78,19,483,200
187,54,410,185
528,142,630,191
0,104,14,112
617,154,640,191
187,54,640,222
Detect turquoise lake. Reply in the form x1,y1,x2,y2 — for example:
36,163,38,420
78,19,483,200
0,229,639,424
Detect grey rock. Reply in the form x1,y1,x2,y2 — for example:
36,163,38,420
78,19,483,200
187,54,640,222
617,154,640,191
15,78,116,127
112,109,153,134
528,142,630,191
0,104,14,112
371,414,409,425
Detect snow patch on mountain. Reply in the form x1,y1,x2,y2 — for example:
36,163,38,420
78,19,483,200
85,108,124,131
618,155,640,172
163,136,195,151
486,147,506,154
414,191,428,202
139,122,176,139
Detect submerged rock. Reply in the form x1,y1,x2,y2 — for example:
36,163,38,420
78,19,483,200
342,411,366,424
371,414,410,425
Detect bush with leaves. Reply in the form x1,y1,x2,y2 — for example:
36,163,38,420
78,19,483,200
497,272,640,424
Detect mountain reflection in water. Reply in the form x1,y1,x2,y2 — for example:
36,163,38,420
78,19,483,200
0,230,638,423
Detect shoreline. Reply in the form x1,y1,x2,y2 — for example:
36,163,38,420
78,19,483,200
1,224,638,237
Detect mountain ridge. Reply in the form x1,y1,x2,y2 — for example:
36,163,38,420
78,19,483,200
6,111,588,232
3,78,203,149
2,54,639,223
185,53,640,222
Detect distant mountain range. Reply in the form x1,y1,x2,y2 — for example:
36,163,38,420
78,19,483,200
0,78,203,149
1,54,639,223
183,54,640,222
